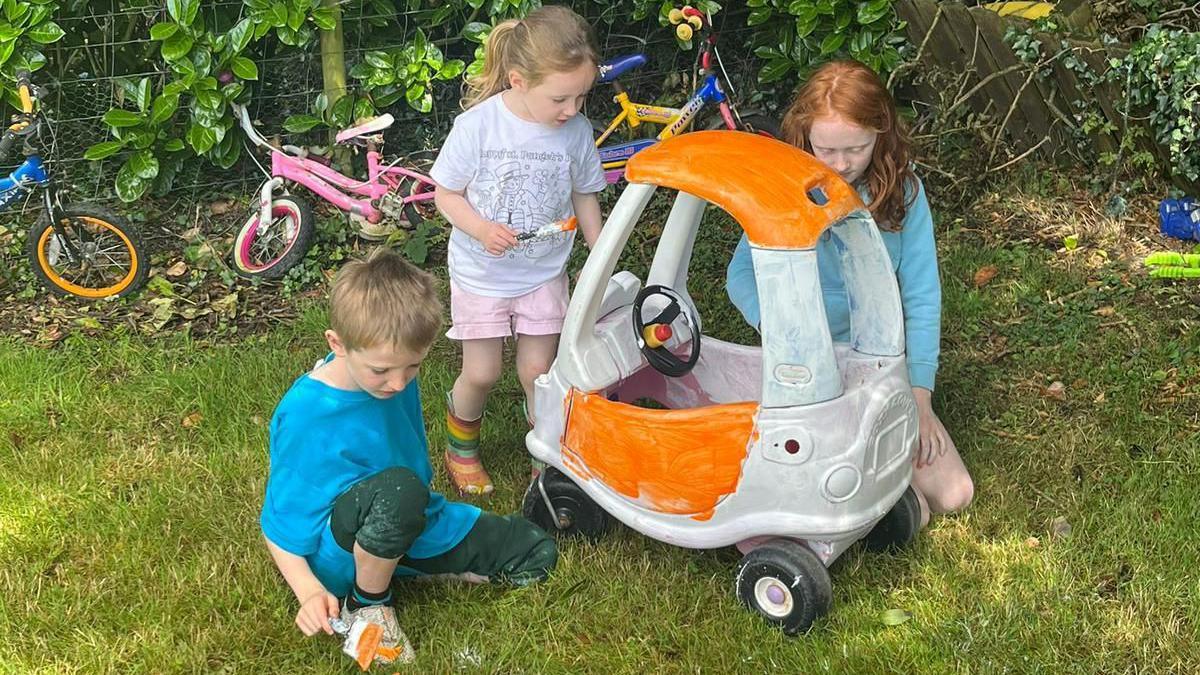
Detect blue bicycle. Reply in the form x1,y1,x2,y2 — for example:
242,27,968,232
5,71,146,298
593,5,780,183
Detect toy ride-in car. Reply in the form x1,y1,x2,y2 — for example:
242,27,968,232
522,131,922,635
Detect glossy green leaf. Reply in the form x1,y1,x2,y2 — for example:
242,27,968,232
129,149,160,180
227,17,254,54
27,20,64,44
103,109,145,128
231,56,258,80
150,94,180,126
83,140,126,161
115,159,149,202
150,22,179,41
161,32,194,61
282,114,322,133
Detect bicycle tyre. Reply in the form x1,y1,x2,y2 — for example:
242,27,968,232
26,204,148,299
232,194,314,279
706,112,783,138
402,178,438,227
736,113,782,139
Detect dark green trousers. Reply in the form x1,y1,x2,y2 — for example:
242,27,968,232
329,467,557,586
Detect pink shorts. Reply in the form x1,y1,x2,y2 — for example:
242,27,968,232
447,274,569,341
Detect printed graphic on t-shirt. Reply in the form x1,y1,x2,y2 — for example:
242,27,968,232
470,155,572,260
429,94,607,297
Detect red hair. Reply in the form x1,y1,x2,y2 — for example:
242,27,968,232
780,60,915,231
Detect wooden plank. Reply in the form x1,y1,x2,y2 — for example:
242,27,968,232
894,0,941,104
941,2,1034,149
1042,42,1118,156
968,4,1061,156
918,0,996,122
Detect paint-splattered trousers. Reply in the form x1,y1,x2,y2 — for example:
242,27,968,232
310,467,557,597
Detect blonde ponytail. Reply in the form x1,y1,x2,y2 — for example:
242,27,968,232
462,19,521,109
460,6,599,110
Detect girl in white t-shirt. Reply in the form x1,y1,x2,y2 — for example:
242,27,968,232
431,5,606,495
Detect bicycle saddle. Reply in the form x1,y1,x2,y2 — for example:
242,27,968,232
335,114,395,144
598,54,648,84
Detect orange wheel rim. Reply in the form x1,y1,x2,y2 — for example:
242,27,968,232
37,216,139,298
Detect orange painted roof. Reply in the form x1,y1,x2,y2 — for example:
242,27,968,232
624,131,865,250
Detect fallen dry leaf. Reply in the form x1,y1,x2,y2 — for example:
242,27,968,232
1044,381,1066,400
973,265,999,287
209,199,237,215
165,261,188,277
182,412,203,428
1093,306,1116,317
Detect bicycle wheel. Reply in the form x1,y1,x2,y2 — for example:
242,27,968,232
402,178,438,227
232,194,314,279
737,113,782,139
26,204,148,299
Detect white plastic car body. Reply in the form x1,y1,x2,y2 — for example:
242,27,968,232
523,131,920,633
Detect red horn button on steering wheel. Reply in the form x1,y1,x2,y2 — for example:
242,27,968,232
643,323,673,348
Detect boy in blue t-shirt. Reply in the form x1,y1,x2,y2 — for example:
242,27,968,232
261,248,557,665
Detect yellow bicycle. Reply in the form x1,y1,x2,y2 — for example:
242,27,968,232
594,5,780,183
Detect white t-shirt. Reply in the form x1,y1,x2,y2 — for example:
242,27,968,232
430,94,607,297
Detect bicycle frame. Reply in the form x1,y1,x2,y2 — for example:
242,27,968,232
593,25,740,181
1,132,75,258
595,74,727,175
234,104,436,227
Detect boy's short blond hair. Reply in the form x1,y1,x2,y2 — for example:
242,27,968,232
329,248,443,353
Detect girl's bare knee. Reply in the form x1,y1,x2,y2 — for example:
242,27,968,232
516,360,550,392
932,474,974,514
459,362,502,392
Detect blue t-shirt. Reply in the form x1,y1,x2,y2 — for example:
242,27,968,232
260,371,480,563
725,177,942,390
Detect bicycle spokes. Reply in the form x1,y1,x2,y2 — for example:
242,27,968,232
40,217,138,294
250,210,300,265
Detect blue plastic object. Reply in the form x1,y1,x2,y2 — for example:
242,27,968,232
598,54,648,84
1160,197,1200,240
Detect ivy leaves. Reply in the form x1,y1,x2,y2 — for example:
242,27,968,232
1127,26,1200,184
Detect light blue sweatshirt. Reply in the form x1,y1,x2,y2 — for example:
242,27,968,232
724,177,942,390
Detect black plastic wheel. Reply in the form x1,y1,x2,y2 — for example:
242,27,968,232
863,486,923,552
521,467,611,540
26,204,148,299
734,538,832,636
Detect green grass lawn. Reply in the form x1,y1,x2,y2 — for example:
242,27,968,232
2,185,1198,673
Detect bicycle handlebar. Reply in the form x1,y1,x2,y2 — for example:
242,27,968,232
15,70,33,114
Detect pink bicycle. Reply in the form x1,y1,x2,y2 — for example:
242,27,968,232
231,103,438,278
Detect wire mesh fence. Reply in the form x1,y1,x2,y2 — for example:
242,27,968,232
4,3,767,212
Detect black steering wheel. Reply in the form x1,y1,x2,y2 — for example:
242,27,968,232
632,284,701,377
